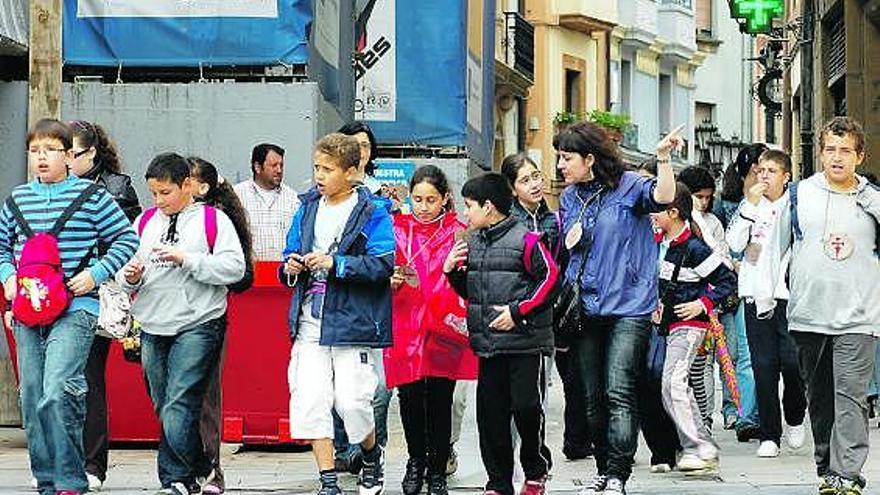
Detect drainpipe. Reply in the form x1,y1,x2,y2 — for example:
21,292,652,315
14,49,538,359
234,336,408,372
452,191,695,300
800,0,815,177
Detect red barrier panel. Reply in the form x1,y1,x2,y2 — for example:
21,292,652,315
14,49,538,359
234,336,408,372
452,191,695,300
106,261,295,444
221,261,295,444
4,262,296,445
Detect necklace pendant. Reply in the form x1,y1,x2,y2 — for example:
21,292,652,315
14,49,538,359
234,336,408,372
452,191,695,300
565,223,583,250
401,266,420,288
824,232,854,261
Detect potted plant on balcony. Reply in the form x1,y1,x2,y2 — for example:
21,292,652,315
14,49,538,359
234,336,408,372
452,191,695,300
587,109,631,143
553,111,582,132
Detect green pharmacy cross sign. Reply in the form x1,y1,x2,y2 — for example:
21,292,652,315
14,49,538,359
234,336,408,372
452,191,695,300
729,0,785,33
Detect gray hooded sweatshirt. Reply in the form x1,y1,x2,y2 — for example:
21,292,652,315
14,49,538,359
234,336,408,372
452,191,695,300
787,173,880,336
118,203,245,336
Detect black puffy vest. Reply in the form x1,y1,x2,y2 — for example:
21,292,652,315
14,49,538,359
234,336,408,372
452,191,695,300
465,216,554,357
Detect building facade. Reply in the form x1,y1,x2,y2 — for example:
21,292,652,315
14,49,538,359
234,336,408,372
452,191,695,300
521,0,616,196
785,0,879,177
610,0,701,168
692,0,754,177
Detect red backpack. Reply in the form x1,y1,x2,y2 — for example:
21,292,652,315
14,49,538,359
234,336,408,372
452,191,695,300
5,184,101,327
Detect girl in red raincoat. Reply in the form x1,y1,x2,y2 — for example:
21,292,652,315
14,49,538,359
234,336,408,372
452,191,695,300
385,165,478,495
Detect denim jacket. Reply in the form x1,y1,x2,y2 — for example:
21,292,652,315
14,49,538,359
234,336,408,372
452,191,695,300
559,171,665,318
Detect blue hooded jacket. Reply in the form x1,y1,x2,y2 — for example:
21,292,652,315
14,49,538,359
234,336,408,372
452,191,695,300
281,187,395,346
559,171,665,318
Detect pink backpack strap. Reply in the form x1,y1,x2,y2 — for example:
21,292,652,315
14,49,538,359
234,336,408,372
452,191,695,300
137,207,158,237
523,231,542,274
204,205,217,253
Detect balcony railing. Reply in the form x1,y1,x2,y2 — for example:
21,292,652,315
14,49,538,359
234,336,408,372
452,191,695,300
504,12,535,82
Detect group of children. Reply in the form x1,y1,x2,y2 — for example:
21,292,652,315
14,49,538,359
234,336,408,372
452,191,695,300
3,116,877,495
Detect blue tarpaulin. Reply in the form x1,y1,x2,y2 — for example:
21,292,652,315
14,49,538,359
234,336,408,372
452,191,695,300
366,0,468,147
62,0,312,66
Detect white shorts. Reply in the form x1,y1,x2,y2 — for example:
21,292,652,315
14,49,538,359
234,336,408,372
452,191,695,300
287,339,379,442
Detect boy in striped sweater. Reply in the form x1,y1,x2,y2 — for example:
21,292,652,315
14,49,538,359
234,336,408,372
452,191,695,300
0,119,139,495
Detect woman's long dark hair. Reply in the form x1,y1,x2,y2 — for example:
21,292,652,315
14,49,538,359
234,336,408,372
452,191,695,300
69,120,123,174
553,122,625,190
338,121,379,176
187,157,254,269
721,143,767,202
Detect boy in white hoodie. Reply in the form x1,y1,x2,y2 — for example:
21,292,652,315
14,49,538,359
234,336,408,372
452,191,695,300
118,153,245,495
726,149,807,460
786,117,879,495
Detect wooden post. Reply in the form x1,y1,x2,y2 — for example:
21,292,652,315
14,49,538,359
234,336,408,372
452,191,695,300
28,0,63,125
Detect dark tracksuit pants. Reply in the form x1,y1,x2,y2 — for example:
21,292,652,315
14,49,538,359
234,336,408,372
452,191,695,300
744,301,807,444
84,336,112,481
477,354,550,495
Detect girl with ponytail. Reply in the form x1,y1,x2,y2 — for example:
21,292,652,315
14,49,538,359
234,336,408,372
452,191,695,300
648,182,737,474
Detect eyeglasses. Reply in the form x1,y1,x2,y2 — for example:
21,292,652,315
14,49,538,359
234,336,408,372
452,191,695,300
72,148,91,159
516,171,545,185
27,147,67,156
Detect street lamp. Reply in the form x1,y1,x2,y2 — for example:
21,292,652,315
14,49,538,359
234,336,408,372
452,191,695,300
695,122,718,168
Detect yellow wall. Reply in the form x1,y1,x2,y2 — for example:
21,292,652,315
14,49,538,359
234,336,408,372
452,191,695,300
526,24,602,188
522,0,613,192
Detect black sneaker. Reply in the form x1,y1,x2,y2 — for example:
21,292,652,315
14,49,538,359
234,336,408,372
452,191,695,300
577,474,607,494
736,424,761,442
402,458,426,495
358,445,385,495
818,474,841,495
426,473,448,495
348,449,364,475
318,483,344,495
156,481,198,495
839,476,867,495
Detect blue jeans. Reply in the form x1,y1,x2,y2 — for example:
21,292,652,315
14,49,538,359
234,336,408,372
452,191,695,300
572,316,651,482
15,310,97,495
733,303,760,428
868,340,880,397
142,317,226,488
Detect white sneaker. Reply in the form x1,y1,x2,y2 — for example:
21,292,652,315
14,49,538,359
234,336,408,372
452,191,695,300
31,477,37,489
649,463,672,473
577,474,607,495
603,477,626,495
677,454,709,471
787,424,806,449
756,440,779,458
87,473,103,491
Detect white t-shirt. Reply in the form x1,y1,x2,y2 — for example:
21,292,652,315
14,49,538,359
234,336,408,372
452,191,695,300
726,194,791,314
297,192,359,342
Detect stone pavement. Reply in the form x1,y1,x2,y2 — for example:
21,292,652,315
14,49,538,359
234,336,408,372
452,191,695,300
0,377,877,494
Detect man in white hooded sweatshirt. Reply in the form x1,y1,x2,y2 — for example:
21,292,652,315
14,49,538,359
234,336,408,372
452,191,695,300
787,117,880,495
